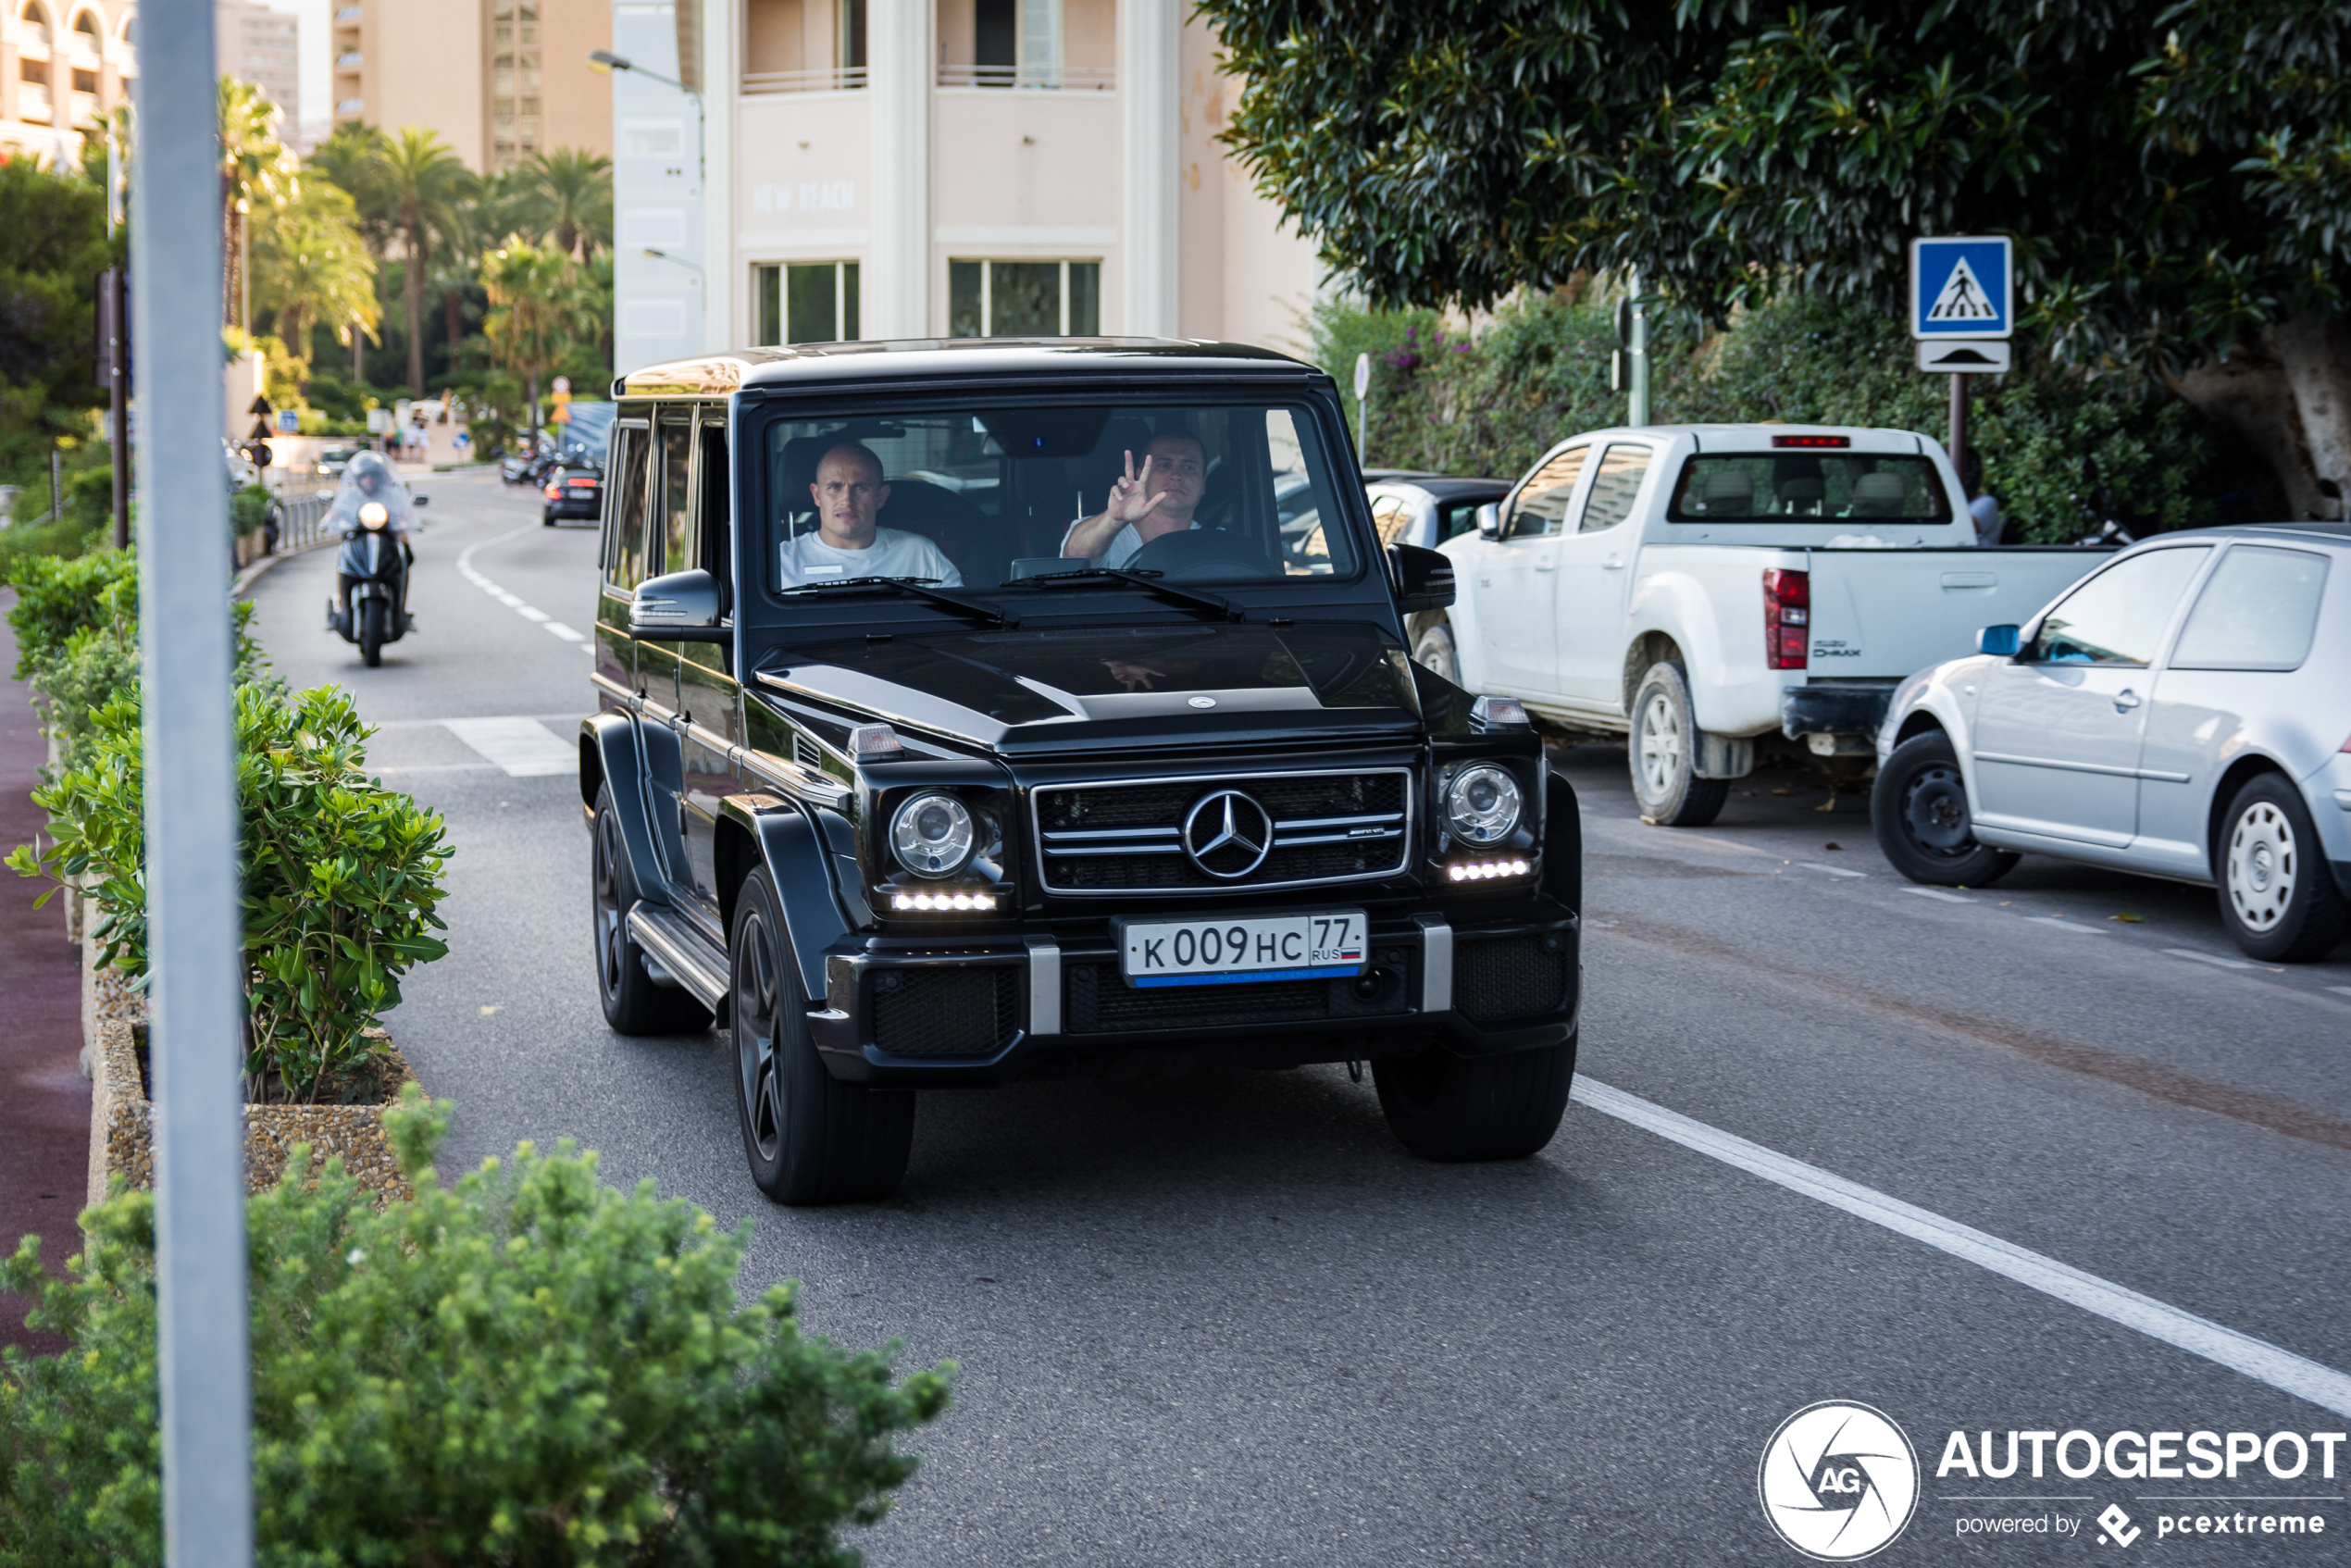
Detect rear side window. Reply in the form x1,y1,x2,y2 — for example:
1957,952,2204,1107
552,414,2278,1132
2168,545,2330,671
699,420,731,602
2029,546,2210,666
657,415,694,573
1668,454,1952,521
1506,448,1587,538
603,422,652,590
1578,444,1653,532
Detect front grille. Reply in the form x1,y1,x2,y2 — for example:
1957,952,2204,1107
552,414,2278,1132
1064,960,1412,1035
1036,770,1412,894
870,965,1018,1057
1453,934,1570,1024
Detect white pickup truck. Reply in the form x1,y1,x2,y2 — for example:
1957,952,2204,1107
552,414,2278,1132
1414,424,2111,825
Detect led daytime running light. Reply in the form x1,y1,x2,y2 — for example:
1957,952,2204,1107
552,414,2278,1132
1447,858,1532,882
889,890,998,912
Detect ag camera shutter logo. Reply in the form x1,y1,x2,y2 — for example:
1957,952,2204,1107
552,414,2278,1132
1759,1401,1921,1560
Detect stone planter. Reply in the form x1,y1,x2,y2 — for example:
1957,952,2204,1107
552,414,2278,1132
86,1018,424,1211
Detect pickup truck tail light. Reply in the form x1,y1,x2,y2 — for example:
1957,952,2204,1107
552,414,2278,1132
1763,567,1809,669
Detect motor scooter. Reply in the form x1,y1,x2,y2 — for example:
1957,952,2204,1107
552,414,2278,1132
324,497,426,666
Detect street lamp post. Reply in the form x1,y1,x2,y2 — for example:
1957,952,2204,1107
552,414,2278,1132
641,246,704,286
590,49,703,188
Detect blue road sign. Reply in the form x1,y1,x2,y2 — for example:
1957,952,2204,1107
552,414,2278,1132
1910,236,2012,340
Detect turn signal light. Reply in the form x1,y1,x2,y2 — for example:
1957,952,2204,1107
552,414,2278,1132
1764,567,1810,669
890,890,998,912
1447,858,1531,882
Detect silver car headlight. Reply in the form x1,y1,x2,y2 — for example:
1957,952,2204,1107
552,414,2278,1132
1444,764,1523,845
889,792,976,878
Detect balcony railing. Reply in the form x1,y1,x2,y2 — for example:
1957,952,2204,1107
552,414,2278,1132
937,63,1114,91
336,51,362,68
335,5,362,19
17,85,51,124
741,65,867,94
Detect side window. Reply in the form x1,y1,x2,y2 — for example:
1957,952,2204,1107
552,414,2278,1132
2028,547,2210,666
1437,502,1486,541
657,413,694,573
698,420,731,602
1577,443,1653,533
1370,493,1412,546
604,422,652,591
1505,448,1588,538
2168,545,2329,671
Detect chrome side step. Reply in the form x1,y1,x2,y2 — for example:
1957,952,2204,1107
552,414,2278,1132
626,902,729,1011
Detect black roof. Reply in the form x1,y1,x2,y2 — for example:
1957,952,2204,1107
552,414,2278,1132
613,337,1326,399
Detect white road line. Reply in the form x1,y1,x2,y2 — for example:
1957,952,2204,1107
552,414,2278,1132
1570,1076,2351,1420
371,762,502,776
516,604,551,622
543,621,586,641
454,521,599,653
1902,887,1973,904
1800,862,1869,878
2330,987,2351,1000
2164,947,2259,971
2025,915,2107,935
441,716,576,778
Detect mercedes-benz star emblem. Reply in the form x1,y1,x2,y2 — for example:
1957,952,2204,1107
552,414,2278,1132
1182,790,1274,878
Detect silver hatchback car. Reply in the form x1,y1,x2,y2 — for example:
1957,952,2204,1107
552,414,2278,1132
1872,523,2351,961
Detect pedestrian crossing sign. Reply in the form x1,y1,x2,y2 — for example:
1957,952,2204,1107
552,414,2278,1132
1910,236,2012,340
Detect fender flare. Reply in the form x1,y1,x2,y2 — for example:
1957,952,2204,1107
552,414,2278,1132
1542,770,1582,920
579,711,692,903
1621,571,1720,720
719,794,856,1005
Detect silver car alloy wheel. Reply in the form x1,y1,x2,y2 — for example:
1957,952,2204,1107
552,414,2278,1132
2226,799,2297,934
1637,689,1683,797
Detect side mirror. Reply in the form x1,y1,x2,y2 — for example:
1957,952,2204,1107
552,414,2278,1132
1388,542,1456,614
631,567,726,641
1474,502,1502,541
412,494,429,506
1977,623,2021,657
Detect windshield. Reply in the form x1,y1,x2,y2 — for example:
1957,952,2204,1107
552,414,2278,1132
759,401,1356,596
560,401,616,461
1668,454,1951,522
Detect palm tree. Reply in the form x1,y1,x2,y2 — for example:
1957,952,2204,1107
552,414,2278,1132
481,241,597,432
308,122,396,254
516,148,613,259
253,181,379,374
219,77,301,330
374,128,475,394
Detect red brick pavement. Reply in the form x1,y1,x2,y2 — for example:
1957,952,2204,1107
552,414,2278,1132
0,589,90,1356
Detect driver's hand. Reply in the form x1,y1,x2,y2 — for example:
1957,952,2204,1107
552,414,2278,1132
1106,450,1175,526
1104,658,1171,691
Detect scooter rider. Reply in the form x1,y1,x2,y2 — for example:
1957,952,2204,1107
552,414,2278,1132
324,451,419,625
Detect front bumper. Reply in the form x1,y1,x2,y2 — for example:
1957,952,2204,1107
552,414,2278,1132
807,898,1580,1087
545,496,602,518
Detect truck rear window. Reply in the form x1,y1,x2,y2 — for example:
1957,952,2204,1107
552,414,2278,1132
1667,454,1951,523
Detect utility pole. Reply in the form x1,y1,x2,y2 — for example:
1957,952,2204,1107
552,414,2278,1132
131,0,254,1563
1948,372,1970,491
99,268,131,549
1627,270,1651,428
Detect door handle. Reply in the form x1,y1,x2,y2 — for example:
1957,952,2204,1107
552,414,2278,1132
2112,689,2142,712
1533,560,1557,572
1602,554,1625,570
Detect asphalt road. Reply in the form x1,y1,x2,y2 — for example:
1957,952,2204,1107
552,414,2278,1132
246,471,2351,1565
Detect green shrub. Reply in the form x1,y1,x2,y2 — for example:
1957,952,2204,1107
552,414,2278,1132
0,1089,954,1567
3,547,136,679
230,482,273,539
8,685,452,1101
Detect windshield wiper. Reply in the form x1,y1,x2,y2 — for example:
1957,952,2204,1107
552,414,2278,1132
1001,566,1244,623
777,576,1015,628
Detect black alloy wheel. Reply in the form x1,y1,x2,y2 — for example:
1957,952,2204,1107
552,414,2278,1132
730,867,914,1204
1374,1035,1576,1162
1869,730,2018,888
591,784,710,1035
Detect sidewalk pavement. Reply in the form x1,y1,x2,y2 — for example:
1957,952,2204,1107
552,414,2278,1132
0,588,89,1356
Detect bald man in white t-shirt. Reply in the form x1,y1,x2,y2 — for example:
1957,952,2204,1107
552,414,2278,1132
779,442,962,587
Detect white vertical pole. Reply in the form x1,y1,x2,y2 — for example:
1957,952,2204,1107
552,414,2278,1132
1118,0,1176,336
1627,268,1650,428
866,0,929,336
131,4,254,1566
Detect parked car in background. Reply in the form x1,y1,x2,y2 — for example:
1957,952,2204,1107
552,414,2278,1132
543,461,604,526
315,445,361,479
1424,425,2113,825
1367,475,1513,551
1873,524,2351,960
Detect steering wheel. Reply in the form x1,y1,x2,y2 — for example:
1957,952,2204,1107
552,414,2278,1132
1125,528,1281,582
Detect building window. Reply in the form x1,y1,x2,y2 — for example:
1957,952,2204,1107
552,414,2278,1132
756,262,861,344
836,0,865,70
71,66,94,92
949,259,1100,337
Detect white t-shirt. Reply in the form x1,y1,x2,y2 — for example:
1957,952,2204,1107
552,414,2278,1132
1059,516,1199,567
778,527,962,588
1969,493,2002,547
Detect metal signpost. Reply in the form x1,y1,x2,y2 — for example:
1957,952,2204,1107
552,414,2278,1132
132,2,255,1563
1352,352,1371,461
1909,236,2014,483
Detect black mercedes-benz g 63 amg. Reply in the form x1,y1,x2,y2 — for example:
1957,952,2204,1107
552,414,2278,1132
581,339,1581,1203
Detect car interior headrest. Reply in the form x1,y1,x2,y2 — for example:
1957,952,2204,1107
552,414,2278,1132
1849,471,1910,516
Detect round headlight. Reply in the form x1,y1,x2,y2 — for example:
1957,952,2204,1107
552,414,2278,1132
889,792,976,879
1444,764,1523,845
358,501,389,529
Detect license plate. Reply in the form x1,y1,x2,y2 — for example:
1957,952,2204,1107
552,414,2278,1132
1117,911,1368,989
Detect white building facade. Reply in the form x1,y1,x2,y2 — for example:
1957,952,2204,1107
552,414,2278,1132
612,0,1319,378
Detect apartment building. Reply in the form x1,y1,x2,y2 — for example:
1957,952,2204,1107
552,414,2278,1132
611,0,1319,376
217,0,298,136
331,0,611,171
0,0,134,165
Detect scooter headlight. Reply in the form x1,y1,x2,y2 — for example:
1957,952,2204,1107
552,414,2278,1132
359,502,390,530
889,792,976,879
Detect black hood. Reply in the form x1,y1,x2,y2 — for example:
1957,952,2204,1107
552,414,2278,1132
750,621,1424,752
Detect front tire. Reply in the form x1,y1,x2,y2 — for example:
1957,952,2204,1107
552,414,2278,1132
1628,661,1727,827
731,868,914,1203
2216,775,2347,962
1375,1035,1576,1162
1871,730,2018,887
358,597,386,666
591,784,711,1035
1412,622,1461,682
